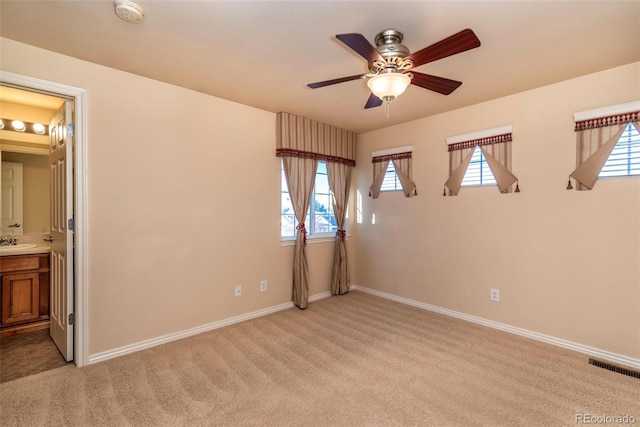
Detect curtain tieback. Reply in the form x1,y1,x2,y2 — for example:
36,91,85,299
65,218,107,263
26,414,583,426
297,223,307,245
336,229,346,238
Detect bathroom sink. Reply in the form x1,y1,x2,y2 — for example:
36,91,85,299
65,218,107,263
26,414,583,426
0,244,38,252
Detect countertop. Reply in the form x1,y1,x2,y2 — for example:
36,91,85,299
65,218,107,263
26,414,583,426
0,243,51,257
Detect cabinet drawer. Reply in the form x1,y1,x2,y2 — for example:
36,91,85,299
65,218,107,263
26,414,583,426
0,256,40,273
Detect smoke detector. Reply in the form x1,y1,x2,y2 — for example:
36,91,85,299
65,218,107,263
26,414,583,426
114,0,144,24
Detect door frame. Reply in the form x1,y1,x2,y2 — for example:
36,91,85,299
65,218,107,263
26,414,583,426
1,70,89,367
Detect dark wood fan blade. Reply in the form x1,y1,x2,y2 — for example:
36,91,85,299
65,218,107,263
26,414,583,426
406,29,480,68
307,74,365,89
410,72,462,95
336,33,384,63
364,93,383,109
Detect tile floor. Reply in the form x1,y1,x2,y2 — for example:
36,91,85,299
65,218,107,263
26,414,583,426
0,329,70,383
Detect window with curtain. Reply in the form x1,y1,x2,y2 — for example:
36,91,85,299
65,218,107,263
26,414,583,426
569,103,640,190
276,111,356,307
444,125,519,195
281,160,338,239
369,146,417,198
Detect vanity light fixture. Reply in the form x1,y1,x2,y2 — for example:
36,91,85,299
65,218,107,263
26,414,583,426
32,123,46,135
0,118,49,136
11,120,25,132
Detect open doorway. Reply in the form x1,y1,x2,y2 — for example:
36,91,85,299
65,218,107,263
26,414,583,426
0,86,71,381
0,72,88,380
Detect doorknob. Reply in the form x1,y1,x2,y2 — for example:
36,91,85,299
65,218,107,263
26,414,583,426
8,223,21,227
43,236,54,242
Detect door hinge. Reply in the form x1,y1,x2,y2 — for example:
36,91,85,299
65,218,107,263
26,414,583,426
68,313,75,325
66,123,75,136
68,218,74,231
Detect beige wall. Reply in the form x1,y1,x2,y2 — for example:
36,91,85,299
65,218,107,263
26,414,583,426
355,62,640,359
1,151,50,233
1,38,354,355
2,36,638,363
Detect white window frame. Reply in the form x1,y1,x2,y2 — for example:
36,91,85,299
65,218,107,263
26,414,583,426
280,160,339,243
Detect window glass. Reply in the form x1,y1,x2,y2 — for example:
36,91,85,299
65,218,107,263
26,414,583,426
281,160,338,239
599,123,640,178
380,161,402,192
461,146,497,187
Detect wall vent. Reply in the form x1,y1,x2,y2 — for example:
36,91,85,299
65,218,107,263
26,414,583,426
589,358,640,379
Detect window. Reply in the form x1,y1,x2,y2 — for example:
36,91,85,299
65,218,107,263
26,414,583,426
461,146,497,187
380,161,402,192
599,123,640,178
281,160,338,239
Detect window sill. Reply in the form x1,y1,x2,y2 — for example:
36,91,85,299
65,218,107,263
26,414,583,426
280,234,351,247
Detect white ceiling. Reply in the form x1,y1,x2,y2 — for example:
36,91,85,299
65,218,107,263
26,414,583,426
1,1,638,134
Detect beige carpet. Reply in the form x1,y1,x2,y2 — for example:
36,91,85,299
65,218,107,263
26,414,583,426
1,291,638,426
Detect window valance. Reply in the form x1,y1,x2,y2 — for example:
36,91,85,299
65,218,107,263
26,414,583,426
276,112,356,166
448,133,512,152
372,151,412,163
574,112,640,131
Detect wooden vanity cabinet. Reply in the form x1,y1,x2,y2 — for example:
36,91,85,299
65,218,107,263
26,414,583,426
0,253,50,337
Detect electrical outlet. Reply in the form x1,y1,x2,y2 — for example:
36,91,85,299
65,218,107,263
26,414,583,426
490,288,500,302
235,285,242,297
260,280,267,292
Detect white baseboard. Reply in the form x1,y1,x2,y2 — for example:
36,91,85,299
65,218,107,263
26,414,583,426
89,290,333,365
350,284,640,370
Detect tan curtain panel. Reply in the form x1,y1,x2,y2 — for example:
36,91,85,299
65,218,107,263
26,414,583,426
481,144,517,193
327,162,351,295
282,157,317,309
444,147,474,196
445,133,517,195
369,152,416,198
392,156,417,197
276,112,356,307
369,159,389,199
570,111,640,190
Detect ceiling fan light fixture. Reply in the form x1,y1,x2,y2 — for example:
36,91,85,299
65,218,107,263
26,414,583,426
367,73,411,102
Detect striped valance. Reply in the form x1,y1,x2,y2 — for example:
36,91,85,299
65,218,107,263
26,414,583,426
276,112,356,166
372,151,412,163
574,111,640,132
448,133,512,152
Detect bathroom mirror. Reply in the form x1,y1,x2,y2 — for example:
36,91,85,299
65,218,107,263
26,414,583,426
0,86,63,237
1,150,50,235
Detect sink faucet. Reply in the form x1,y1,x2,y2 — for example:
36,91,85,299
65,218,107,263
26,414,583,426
0,236,17,246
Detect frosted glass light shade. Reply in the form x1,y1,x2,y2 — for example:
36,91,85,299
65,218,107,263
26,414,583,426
367,73,411,101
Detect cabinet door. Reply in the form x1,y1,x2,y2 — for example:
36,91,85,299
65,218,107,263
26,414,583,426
1,273,40,325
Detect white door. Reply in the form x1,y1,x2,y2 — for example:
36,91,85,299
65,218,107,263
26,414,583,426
49,100,74,361
1,161,24,235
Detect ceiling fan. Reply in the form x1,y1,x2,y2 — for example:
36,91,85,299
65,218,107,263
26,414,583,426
307,28,481,109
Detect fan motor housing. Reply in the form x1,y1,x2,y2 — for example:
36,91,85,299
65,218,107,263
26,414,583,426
374,29,410,59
